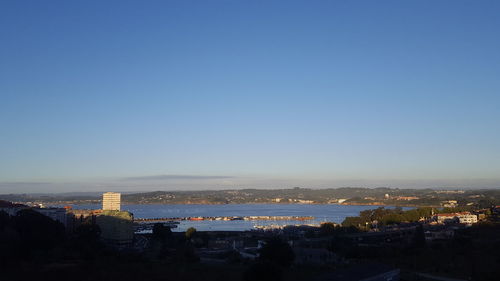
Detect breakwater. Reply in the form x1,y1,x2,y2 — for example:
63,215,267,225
134,215,315,223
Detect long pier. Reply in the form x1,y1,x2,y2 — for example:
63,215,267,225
134,216,315,223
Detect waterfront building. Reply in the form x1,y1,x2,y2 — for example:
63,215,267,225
103,192,121,211
96,210,134,248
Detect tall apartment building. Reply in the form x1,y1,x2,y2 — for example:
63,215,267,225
102,192,121,211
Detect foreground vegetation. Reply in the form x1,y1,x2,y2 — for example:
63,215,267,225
341,205,483,227
1,203,499,281
0,209,322,281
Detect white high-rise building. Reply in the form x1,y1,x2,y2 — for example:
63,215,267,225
102,192,121,211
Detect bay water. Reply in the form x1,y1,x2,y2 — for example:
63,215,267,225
67,204,409,232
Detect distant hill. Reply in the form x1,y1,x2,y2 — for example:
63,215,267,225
1,187,499,208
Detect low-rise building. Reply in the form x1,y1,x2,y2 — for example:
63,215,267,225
457,213,477,224
69,209,103,220
32,207,68,227
297,199,314,204
96,210,134,248
441,200,458,208
435,212,477,225
1,201,69,227
66,209,103,232
394,196,419,201
436,213,459,224
424,229,455,241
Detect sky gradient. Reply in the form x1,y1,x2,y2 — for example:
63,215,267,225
1,1,499,193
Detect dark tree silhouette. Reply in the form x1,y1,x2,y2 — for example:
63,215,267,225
185,227,197,240
71,222,103,258
0,210,10,230
243,262,283,281
174,243,200,263
12,209,65,251
152,223,172,242
150,223,174,258
413,224,426,248
258,237,295,267
320,222,336,236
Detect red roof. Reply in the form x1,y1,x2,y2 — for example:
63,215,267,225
437,212,471,217
437,213,456,217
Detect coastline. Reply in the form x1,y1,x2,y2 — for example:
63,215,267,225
43,201,437,209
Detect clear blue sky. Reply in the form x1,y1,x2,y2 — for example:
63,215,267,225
1,1,499,192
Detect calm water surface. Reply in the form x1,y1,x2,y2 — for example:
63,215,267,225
67,204,410,232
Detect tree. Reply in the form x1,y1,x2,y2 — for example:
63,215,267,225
152,223,172,242
71,223,103,259
381,213,405,225
412,224,426,248
342,216,366,228
73,223,101,246
258,237,295,267
12,209,65,251
174,243,199,263
320,222,336,236
243,262,283,281
0,211,10,230
185,227,197,240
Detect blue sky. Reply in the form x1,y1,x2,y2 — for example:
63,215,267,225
1,1,499,192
